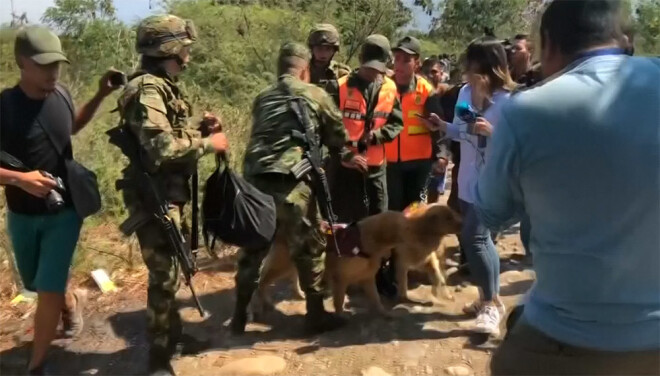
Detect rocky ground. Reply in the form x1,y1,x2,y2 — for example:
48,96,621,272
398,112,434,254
0,222,532,376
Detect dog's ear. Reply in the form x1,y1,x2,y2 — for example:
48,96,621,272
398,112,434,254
425,206,462,234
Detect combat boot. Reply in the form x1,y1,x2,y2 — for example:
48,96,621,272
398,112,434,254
169,332,211,357
167,312,211,356
304,293,347,334
230,293,251,335
148,348,176,376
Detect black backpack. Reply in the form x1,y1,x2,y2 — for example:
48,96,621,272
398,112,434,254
202,161,276,249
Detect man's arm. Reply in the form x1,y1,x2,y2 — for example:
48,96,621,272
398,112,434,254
128,84,215,167
473,105,524,232
0,168,25,186
72,69,121,134
73,91,107,134
317,88,354,162
371,96,403,144
0,168,56,198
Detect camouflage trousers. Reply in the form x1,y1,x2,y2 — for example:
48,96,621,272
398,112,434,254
235,175,326,303
129,201,186,357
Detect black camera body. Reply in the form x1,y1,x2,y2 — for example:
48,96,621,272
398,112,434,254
40,171,66,212
109,71,127,87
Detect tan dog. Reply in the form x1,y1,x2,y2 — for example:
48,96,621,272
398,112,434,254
252,211,406,317
393,204,463,304
252,204,461,317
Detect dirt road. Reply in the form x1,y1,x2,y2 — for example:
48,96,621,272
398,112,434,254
0,226,532,376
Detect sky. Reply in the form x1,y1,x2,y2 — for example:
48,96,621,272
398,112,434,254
1,0,160,26
1,0,434,30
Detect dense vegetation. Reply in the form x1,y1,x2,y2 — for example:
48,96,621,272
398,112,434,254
0,0,658,275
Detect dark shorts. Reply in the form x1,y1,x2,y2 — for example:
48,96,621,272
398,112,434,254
7,208,82,293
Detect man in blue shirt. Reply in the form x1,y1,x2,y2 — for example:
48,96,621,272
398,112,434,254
474,1,660,374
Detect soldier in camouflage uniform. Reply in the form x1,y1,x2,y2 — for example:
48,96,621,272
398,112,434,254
231,42,351,335
308,24,351,101
115,15,228,376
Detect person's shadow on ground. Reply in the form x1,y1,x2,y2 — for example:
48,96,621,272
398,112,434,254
1,250,532,376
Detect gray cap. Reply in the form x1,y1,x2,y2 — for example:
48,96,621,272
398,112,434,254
14,26,69,65
393,36,421,56
360,34,391,73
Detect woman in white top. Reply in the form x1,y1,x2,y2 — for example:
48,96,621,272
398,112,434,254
424,36,514,335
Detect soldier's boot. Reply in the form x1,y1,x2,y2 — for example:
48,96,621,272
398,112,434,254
304,293,347,334
168,312,210,356
230,293,252,335
148,348,176,376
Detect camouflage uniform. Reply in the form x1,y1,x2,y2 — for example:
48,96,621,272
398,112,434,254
231,43,350,334
308,24,351,102
114,15,211,371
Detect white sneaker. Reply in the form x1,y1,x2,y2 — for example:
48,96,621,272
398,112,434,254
464,299,506,316
494,299,506,315
462,300,483,315
473,305,501,336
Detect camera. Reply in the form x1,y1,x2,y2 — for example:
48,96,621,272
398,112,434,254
40,171,66,212
109,71,127,87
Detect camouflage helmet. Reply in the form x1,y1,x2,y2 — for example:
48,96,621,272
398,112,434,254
307,24,340,49
136,14,197,57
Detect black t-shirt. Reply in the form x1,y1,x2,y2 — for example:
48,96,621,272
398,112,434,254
0,85,74,214
424,83,465,164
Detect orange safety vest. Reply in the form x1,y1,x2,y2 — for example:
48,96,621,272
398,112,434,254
338,75,397,166
385,76,434,163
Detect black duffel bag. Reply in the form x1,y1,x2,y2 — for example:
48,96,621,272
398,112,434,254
202,163,276,249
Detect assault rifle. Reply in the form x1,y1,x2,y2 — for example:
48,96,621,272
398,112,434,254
288,97,341,256
107,126,206,317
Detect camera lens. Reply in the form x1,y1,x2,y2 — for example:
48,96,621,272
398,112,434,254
45,190,66,212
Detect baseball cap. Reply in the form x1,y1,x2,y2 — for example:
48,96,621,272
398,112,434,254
360,34,391,73
14,26,69,65
393,36,421,56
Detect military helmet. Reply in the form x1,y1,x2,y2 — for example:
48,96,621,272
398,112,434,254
136,14,197,57
307,24,340,48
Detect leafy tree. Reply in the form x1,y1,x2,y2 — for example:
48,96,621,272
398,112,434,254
42,0,117,36
432,0,528,51
213,0,412,64
636,0,660,54
333,0,412,62
413,0,435,16
42,0,136,94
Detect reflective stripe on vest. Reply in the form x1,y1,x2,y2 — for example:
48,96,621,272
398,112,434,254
338,76,397,166
385,76,434,163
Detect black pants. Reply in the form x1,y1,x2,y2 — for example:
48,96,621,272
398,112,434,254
386,160,433,211
327,158,387,223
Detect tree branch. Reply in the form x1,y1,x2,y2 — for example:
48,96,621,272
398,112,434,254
240,9,270,72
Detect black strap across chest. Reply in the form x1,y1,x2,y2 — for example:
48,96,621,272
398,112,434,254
0,84,74,160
